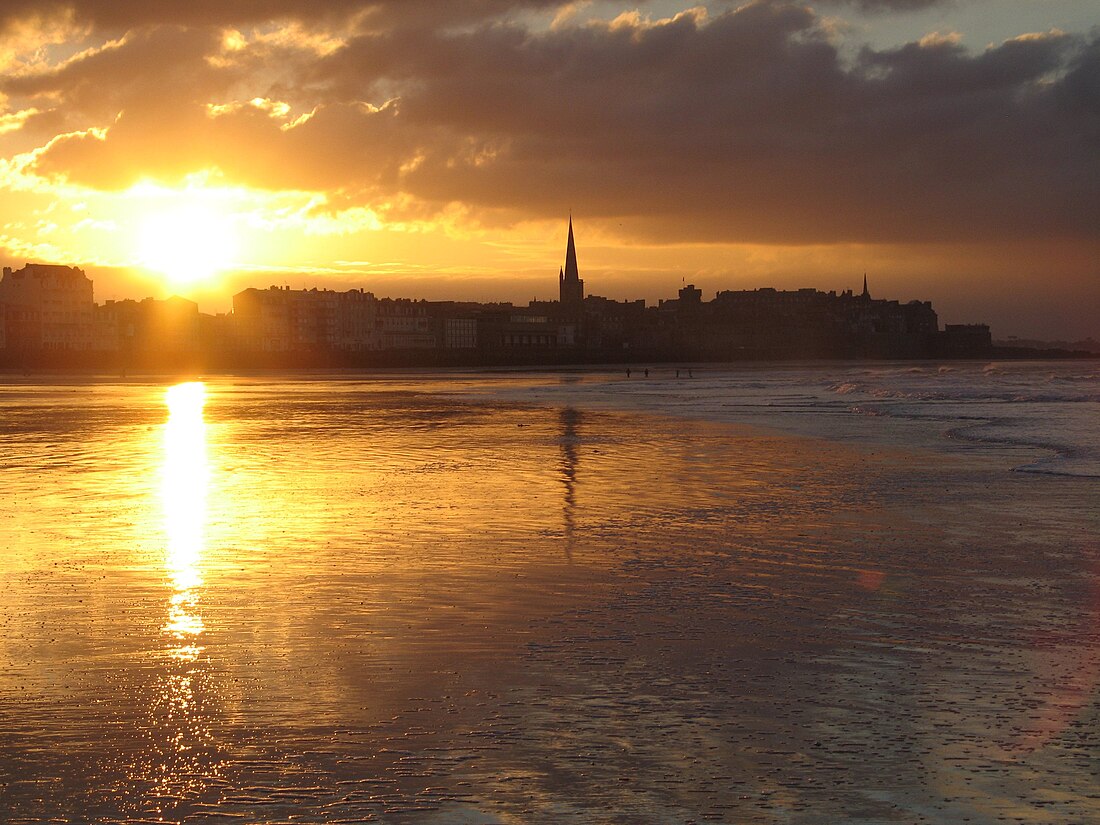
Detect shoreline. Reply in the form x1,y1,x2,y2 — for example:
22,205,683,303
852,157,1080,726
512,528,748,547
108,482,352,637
1,359,1094,479
0,346,1095,376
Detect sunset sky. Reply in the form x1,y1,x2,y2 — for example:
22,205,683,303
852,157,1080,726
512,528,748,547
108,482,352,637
0,0,1096,338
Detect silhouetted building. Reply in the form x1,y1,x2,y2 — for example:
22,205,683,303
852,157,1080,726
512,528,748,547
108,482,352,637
334,288,380,352
425,302,479,349
680,284,703,305
477,307,560,351
232,286,382,352
377,298,436,349
687,281,939,358
559,217,584,312
443,319,477,349
233,286,294,351
0,263,94,350
937,324,992,357
0,237,1005,366
581,294,648,351
94,295,200,354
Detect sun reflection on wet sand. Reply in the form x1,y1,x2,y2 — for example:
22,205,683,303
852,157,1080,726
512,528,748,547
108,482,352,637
147,381,219,804
162,381,208,656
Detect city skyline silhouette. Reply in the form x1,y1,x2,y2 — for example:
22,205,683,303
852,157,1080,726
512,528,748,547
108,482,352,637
0,1,1095,339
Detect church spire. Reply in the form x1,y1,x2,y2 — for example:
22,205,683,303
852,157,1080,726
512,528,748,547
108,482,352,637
559,215,584,309
861,273,870,300
564,215,579,284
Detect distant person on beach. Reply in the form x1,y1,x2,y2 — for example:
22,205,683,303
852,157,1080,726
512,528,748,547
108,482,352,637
644,369,649,378
626,368,631,378
688,368,693,378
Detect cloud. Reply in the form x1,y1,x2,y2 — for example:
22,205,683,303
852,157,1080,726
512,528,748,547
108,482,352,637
0,107,39,134
310,3,1097,243
1,0,1097,248
25,98,411,196
0,1,566,35
2,25,238,143
810,0,949,11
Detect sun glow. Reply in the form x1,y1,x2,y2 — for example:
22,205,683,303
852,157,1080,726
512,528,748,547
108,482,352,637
137,202,238,286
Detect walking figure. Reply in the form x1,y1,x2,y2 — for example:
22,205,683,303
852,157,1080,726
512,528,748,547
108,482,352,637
688,368,694,379
626,368,631,378
644,369,649,378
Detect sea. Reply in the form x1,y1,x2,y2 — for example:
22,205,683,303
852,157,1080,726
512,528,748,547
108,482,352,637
0,359,1096,823
448,359,1100,478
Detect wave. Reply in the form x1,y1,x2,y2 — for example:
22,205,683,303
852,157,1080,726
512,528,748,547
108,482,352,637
945,419,1100,479
829,382,1099,405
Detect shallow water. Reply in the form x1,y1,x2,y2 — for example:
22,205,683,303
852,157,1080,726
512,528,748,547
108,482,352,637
443,360,1100,477
0,370,1097,823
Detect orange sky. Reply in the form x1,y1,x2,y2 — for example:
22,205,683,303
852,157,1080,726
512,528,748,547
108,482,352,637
0,1,1097,339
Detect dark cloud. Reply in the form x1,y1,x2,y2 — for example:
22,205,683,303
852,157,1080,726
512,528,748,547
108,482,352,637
815,0,949,12
6,26,233,123
1059,33,1100,116
0,0,565,35
312,2,1098,243
7,1,1100,245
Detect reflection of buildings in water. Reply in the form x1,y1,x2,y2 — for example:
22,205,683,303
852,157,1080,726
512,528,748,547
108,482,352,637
559,407,581,557
149,382,220,799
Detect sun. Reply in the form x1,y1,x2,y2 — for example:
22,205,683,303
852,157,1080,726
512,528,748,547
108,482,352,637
136,202,239,286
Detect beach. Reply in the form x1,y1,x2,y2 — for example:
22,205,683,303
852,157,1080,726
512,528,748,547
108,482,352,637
0,362,1097,823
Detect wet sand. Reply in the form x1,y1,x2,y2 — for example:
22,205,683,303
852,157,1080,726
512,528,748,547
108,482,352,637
0,378,1097,823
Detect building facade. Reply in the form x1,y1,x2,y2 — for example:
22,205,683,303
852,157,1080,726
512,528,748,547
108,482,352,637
0,263,94,350
232,286,383,352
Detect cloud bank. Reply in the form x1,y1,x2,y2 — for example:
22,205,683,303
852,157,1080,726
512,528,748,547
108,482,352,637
0,0,1097,249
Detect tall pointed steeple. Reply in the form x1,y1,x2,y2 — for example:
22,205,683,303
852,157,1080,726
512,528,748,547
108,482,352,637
564,215,579,284
861,273,871,300
559,215,584,310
